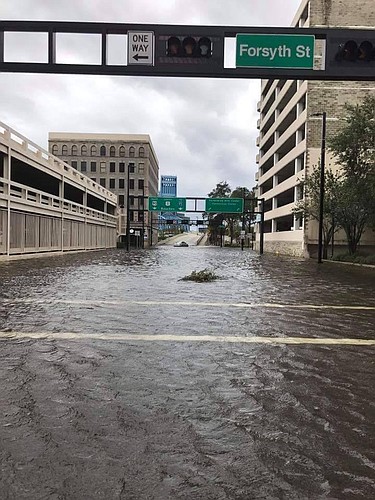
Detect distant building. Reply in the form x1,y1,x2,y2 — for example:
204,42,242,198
160,175,177,198
254,0,375,257
48,133,159,246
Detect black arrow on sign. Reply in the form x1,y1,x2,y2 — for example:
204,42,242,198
133,54,148,61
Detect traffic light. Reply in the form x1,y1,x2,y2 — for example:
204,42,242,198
335,39,374,62
166,36,212,58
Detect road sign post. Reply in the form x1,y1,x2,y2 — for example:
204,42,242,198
236,34,315,69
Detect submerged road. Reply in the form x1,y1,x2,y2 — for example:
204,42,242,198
0,247,374,499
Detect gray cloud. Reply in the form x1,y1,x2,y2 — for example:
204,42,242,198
1,0,302,196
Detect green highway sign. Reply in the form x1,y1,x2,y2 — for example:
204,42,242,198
148,197,186,212
236,34,315,69
205,198,244,213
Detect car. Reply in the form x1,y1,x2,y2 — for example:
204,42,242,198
174,241,189,247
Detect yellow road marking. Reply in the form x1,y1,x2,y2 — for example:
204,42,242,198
1,298,375,311
0,331,374,345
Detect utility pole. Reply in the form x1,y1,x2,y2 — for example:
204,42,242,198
259,198,264,255
141,185,145,249
318,112,327,264
126,162,132,251
241,188,245,251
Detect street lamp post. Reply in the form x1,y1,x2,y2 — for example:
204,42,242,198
125,162,132,251
141,184,145,249
313,112,327,264
241,188,245,251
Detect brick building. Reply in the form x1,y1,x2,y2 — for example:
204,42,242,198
48,133,159,246
255,0,375,257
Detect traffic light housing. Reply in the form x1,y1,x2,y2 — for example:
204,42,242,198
335,39,374,62
166,36,212,58
156,32,224,71
326,33,375,80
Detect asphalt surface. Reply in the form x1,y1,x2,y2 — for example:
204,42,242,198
0,247,374,499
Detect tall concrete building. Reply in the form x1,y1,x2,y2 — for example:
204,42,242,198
48,133,159,246
255,0,375,257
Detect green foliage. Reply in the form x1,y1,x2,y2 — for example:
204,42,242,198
329,95,375,179
293,166,341,258
295,96,375,255
180,268,220,282
207,181,231,198
328,95,375,253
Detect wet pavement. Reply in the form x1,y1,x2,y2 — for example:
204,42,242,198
0,247,374,499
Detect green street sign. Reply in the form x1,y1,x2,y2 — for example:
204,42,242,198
236,34,315,69
205,198,244,213
148,197,186,212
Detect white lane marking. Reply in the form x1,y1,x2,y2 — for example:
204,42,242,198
1,298,375,311
0,331,374,345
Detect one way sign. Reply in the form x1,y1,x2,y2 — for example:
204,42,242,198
128,31,154,66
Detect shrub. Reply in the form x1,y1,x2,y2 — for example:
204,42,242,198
333,253,375,265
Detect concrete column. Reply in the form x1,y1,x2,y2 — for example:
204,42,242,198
60,177,64,251
5,150,11,256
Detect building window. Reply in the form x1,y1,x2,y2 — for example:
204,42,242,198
81,145,87,155
129,179,134,190
119,179,125,189
139,211,144,221
138,179,144,190
138,163,144,174
71,161,77,169
110,146,116,157
90,161,97,172
130,196,135,206
100,162,106,173
100,178,106,187
91,177,96,183
91,145,97,156
62,145,68,155
100,145,106,156
130,210,134,221
109,178,116,189
119,162,125,173
118,195,125,206
110,162,116,172
119,146,125,157
139,147,145,157
81,161,87,172
129,163,135,173
71,145,77,156
52,144,58,155
129,146,135,157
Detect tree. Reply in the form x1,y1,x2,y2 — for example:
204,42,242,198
206,182,254,245
328,95,375,253
206,181,231,245
207,181,231,199
292,166,342,259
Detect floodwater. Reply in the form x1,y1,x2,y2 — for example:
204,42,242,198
0,247,374,499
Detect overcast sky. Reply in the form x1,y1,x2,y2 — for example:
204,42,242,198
0,0,302,197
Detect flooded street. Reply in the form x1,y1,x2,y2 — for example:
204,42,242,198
0,247,374,499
